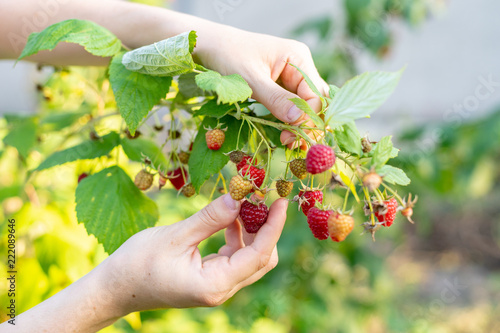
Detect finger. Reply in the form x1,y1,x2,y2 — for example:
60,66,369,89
250,78,306,124
218,221,244,257
281,59,329,98
178,194,240,246
212,198,288,286
227,247,279,296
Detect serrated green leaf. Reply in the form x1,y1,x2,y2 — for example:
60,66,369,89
329,84,340,99
261,125,283,148
75,166,158,254
326,68,404,126
195,70,252,104
178,72,210,99
287,63,326,108
193,99,253,118
188,115,249,192
18,19,122,60
3,116,37,158
36,132,120,171
121,138,170,171
378,165,411,186
122,31,197,76
371,136,393,167
390,147,399,158
333,121,362,156
289,98,324,129
109,52,172,135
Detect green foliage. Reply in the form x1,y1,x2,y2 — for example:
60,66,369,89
326,69,404,127
188,115,249,192
36,132,120,171
289,98,323,129
2,115,37,159
18,19,122,60
122,31,197,76
371,135,394,167
109,52,173,135
377,165,410,186
121,137,170,171
193,99,253,118
333,121,362,156
195,70,253,104
75,166,158,253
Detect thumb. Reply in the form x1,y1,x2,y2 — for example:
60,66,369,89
251,78,306,124
180,194,241,245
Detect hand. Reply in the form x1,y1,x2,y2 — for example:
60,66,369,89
194,26,329,149
102,194,289,313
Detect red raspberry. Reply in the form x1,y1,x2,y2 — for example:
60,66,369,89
374,198,398,227
307,207,332,240
205,128,225,150
298,190,323,216
167,167,187,190
240,164,265,189
306,144,336,174
236,155,253,171
239,200,269,233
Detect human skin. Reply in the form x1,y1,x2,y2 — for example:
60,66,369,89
0,195,289,332
0,0,328,148
0,0,325,331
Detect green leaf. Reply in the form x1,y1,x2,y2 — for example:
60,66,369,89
326,68,404,126
287,63,326,108
378,165,411,186
178,72,210,99
371,136,393,167
329,84,340,99
188,115,249,192
195,70,252,104
193,99,253,118
75,166,158,254
40,111,87,132
122,31,197,76
3,116,37,158
333,121,362,156
289,98,324,129
121,138,170,171
109,52,172,135
18,19,122,60
36,132,120,171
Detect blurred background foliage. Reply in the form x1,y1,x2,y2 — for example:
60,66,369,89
1,0,500,332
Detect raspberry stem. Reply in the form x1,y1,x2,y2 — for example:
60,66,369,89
219,171,228,194
245,118,272,187
382,183,405,206
363,186,376,226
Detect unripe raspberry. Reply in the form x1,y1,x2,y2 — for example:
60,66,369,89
276,179,293,197
363,172,382,192
290,158,308,180
328,212,354,242
134,169,154,191
205,128,225,150
229,175,253,200
178,151,190,165
181,183,196,198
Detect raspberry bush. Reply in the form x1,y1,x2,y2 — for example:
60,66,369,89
10,19,417,253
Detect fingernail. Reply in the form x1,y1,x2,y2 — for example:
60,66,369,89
282,136,296,146
223,194,237,210
286,105,303,123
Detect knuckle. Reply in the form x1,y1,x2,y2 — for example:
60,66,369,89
198,292,225,307
267,89,286,114
198,205,219,228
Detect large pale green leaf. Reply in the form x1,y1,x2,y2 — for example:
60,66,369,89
121,138,170,170
18,19,122,60
109,52,172,135
40,111,88,132
122,31,197,76
188,115,249,192
195,70,252,104
36,132,120,171
75,166,158,254
378,165,411,186
371,135,393,167
3,116,37,159
333,121,362,156
326,68,404,126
